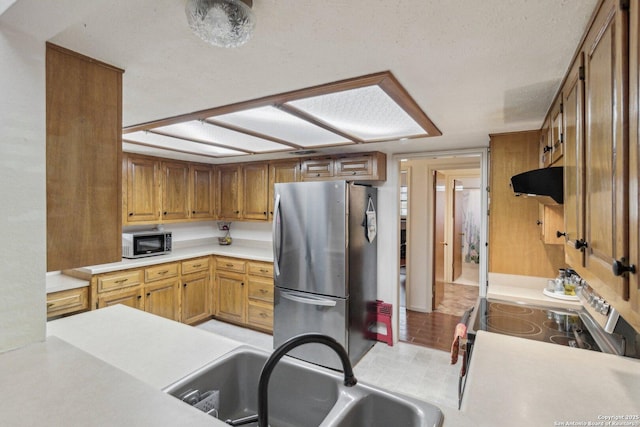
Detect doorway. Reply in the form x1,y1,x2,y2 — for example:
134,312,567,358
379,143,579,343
398,153,485,351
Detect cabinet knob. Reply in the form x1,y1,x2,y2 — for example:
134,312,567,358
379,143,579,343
536,220,542,226
235,210,240,214
192,210,196,214
543,145,552,153
128,212,133,216
556,231,567,238
146,292,150,297
574,239,588,251
183,283,187,287
612,259,636,276
263,212,267,215
163,211,167,215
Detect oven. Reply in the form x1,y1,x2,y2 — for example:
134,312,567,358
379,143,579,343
456,282,639,408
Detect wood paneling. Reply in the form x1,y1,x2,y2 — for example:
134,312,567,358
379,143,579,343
489,131,565,277
46,44,123,271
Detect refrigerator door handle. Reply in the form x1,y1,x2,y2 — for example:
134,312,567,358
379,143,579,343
272,192,281,277
281,291,337,307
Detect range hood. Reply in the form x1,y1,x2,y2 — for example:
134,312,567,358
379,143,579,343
510,167,563,205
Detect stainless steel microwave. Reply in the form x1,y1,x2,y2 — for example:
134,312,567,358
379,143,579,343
122,231,172,259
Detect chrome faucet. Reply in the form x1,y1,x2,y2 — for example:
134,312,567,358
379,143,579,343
257,333,358,427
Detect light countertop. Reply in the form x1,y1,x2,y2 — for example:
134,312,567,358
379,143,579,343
488,272,582,308
0,337,230,426
463,330,640,426
47,238,273,294
46,271,89,293
72,238,273,276
5,302,635,426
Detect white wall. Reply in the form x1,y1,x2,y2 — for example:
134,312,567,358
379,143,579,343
0,25,47,351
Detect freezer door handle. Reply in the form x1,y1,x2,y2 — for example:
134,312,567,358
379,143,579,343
272,192,281,277
281,291,337,307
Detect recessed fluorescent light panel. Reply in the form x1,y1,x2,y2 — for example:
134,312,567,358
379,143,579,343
286,85,426,141
154,121,291,153
122,71,440,159
211,106,349,148
123,131,246,157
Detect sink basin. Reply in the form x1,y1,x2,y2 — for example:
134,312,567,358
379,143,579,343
163,345,443,427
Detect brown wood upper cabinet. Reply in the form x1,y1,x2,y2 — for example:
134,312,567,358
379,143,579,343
191,163,216,219
559,0,632,308
124,154,161,223
216,164,242,220
301,152,386,182
539,116,552,168
268,160,301,220
161,161,190,221
123,153,216,225
46,44,123,271
242,162,269,220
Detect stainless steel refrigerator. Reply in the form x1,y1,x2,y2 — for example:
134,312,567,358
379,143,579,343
272,181,378,370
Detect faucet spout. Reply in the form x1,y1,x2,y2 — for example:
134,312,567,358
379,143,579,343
257,333,357,427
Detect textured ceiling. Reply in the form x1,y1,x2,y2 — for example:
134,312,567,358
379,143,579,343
1,0,599,163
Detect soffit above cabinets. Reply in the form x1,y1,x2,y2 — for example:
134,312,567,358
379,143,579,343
122,71,441,160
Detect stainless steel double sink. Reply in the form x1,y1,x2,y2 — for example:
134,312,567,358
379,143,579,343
163,345,443,427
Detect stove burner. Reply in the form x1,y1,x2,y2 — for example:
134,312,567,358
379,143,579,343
485,315,542,336
490,303,535,316
549,335,592,350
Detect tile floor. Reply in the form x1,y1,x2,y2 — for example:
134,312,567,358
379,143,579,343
196,319,460,410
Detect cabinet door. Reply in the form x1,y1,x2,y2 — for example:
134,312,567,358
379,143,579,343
191,163,216,219
144,279,180,321
539,117,552,168
215,271,246,323
162,161,190,221
335,155,375,177
630,0,640,313
583,0,629,299
182,273,211,325
242,162,269,220
97,288,143,310
301,157,334,180
268,160,300,220
125,155,160,223
216,165,242,220
562,54,586,268
550,99,564,164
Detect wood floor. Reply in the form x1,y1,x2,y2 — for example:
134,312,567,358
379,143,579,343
399,282,478,352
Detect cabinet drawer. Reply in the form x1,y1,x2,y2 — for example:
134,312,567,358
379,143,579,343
248,262,273,277
248,302,273,329
248,279,274,303
47,287,89,317
182,257,210,275
97,270,142,293
145,263,179,282
215,257,246,273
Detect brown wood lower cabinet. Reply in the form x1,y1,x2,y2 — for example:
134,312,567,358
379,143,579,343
86,255,273,332
46,287,90,319
182,272,211,325
97,288,144,310
213,258,274,333
144,279,180,321
215,271,246,324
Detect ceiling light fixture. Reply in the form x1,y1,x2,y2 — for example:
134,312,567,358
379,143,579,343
185,0,256,48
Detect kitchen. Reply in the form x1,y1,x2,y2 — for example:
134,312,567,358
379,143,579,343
2,0,640,426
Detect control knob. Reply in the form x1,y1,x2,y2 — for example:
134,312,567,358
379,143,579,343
599,302,610,316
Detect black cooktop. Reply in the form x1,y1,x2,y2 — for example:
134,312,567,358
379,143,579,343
472,299,600,352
